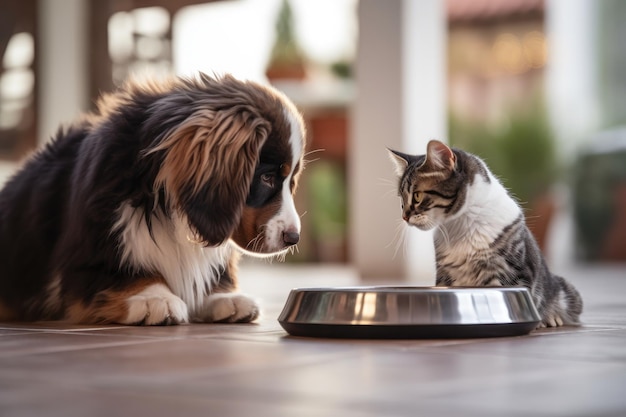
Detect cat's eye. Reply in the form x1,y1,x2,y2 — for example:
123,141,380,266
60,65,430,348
413,191,423,205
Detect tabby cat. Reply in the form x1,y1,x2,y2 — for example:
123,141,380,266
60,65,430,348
388,139,582,327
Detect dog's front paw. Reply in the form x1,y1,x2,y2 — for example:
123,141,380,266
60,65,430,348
124,284,189,325
196,293,260,323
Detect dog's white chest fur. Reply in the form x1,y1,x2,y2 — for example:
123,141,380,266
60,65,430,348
113,201,231,312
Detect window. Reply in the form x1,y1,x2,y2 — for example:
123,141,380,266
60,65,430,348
0,1,37,159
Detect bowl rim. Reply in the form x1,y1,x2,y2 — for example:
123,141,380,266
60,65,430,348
285,285,531,294
278,285,540,338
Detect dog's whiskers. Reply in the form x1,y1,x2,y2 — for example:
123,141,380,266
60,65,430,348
304,148,324,157
303,149,325,168
246,227,266,253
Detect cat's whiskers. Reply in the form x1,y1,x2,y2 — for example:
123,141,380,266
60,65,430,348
378,177,399,198
386,139,583,328
401,225,412,259
387,219,409,260
378,177,396,186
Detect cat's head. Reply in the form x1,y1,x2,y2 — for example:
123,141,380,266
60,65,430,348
388,140,476,231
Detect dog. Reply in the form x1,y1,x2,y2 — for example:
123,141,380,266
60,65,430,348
0,73,306,325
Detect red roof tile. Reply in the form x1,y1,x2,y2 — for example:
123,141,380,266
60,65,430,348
448,0,544,22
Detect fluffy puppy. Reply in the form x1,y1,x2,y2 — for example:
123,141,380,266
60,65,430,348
0,73,306,325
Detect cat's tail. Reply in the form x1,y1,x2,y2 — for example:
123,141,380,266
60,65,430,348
554,275,583,325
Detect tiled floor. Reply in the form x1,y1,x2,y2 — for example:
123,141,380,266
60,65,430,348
1,263,625,417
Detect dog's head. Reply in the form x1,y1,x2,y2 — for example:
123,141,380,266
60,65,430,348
143,74,306,256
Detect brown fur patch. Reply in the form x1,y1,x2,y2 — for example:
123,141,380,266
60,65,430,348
64,277,168,324
280,163,291,178
232,204,280,252
147,108,270,204
0,301,16,321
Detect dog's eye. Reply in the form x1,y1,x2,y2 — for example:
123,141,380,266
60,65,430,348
260,173,275,188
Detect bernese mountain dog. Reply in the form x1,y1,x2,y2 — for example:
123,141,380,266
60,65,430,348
0,73,306,325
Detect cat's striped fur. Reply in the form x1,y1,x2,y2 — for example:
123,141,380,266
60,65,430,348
389,140,582,327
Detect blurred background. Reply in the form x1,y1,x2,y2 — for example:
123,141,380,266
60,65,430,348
0,0,625,283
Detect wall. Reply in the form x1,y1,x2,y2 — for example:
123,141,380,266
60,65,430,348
350,0,445,282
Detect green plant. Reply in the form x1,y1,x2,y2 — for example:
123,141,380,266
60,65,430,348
330,60,353,79
449,102,558,206
267,0,304,68
308,161,347,240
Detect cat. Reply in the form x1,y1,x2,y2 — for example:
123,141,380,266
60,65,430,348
388,139,582,328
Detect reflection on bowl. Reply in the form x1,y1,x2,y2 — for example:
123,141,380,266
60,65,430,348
278,286,540,339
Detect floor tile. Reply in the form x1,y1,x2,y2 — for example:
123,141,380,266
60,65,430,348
0,331,160,357
0,322,127,332
1,264,625,417
422,329,626,363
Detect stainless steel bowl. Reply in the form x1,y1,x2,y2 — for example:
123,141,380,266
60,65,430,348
278,286,540,339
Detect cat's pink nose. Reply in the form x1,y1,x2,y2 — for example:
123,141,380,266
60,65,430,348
402,213,410,222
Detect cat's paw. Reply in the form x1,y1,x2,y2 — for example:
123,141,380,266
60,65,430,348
124,284,189,325
537,314,564,328
196,293,260,323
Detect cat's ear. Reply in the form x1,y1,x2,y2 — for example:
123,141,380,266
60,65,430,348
425,140,456,171
387,148,411,176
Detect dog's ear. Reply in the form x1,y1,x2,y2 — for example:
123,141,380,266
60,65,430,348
148,107,270,246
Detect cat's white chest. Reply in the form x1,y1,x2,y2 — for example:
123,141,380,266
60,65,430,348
435,174,521,286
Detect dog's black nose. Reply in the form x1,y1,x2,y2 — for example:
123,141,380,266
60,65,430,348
283,231,300,246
